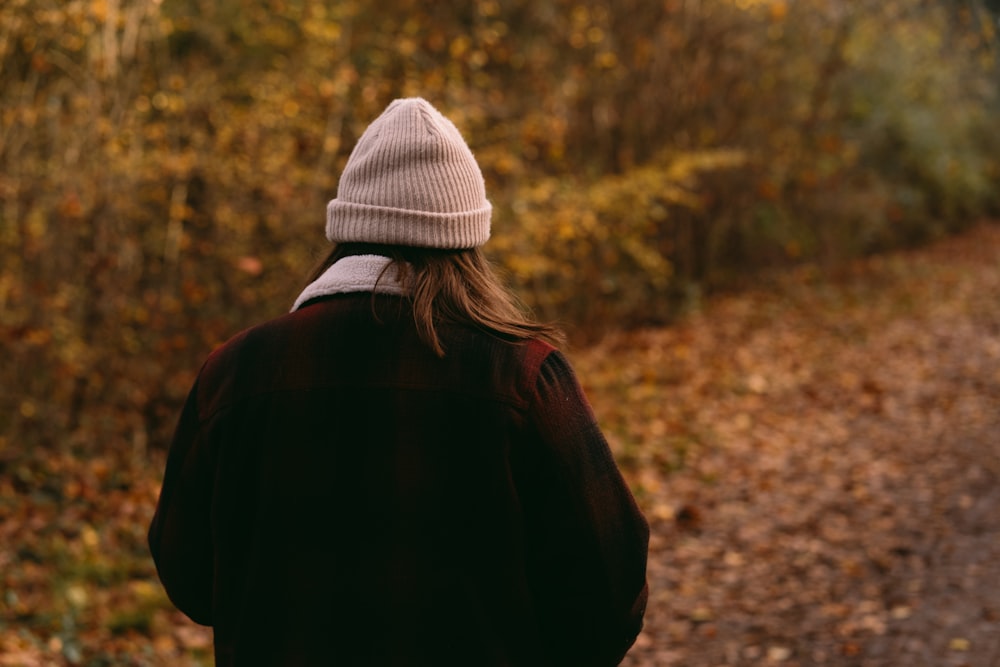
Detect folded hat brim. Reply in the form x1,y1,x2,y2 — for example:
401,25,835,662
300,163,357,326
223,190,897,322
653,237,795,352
326,198,492,249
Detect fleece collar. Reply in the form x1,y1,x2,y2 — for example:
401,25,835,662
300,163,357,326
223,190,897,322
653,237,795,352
291,255,409,312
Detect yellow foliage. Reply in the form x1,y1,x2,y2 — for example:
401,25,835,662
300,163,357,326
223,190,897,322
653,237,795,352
493,149,747,328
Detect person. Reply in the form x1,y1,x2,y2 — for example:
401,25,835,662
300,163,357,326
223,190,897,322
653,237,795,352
148,97,649,666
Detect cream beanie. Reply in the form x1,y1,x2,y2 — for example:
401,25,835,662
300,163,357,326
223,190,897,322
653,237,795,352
326,98,492,249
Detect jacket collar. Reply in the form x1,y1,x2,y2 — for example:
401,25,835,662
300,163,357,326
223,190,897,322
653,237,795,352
291,255,409,312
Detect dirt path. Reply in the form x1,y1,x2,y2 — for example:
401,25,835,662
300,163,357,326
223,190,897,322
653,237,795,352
575,223,1000,666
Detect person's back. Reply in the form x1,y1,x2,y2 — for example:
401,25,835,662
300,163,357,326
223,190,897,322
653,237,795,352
149,98,649,666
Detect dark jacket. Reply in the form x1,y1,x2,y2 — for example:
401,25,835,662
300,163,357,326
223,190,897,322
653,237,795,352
149,293,649,666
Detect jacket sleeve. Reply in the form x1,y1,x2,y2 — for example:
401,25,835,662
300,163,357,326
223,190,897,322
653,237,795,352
516,349,650,666
148,377,216,626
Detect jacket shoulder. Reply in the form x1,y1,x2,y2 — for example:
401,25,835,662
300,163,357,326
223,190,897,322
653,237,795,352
192,310,307,420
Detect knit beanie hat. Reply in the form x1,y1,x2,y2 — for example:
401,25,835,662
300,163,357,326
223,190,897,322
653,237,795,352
326,98,492,249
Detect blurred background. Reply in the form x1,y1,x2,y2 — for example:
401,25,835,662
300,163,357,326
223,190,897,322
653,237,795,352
1,0,999,664
2,0,998,454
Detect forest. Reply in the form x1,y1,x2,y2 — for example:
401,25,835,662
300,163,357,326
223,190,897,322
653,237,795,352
1,0,999,664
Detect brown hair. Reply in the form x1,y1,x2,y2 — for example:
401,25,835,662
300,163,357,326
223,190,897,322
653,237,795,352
305,243,564,357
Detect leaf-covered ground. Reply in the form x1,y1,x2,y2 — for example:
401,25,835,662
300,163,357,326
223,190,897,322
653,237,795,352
1,223,999,666
577,223,1000,666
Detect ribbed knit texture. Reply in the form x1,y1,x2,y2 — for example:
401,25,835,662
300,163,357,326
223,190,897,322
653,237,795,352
326,98,492,249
